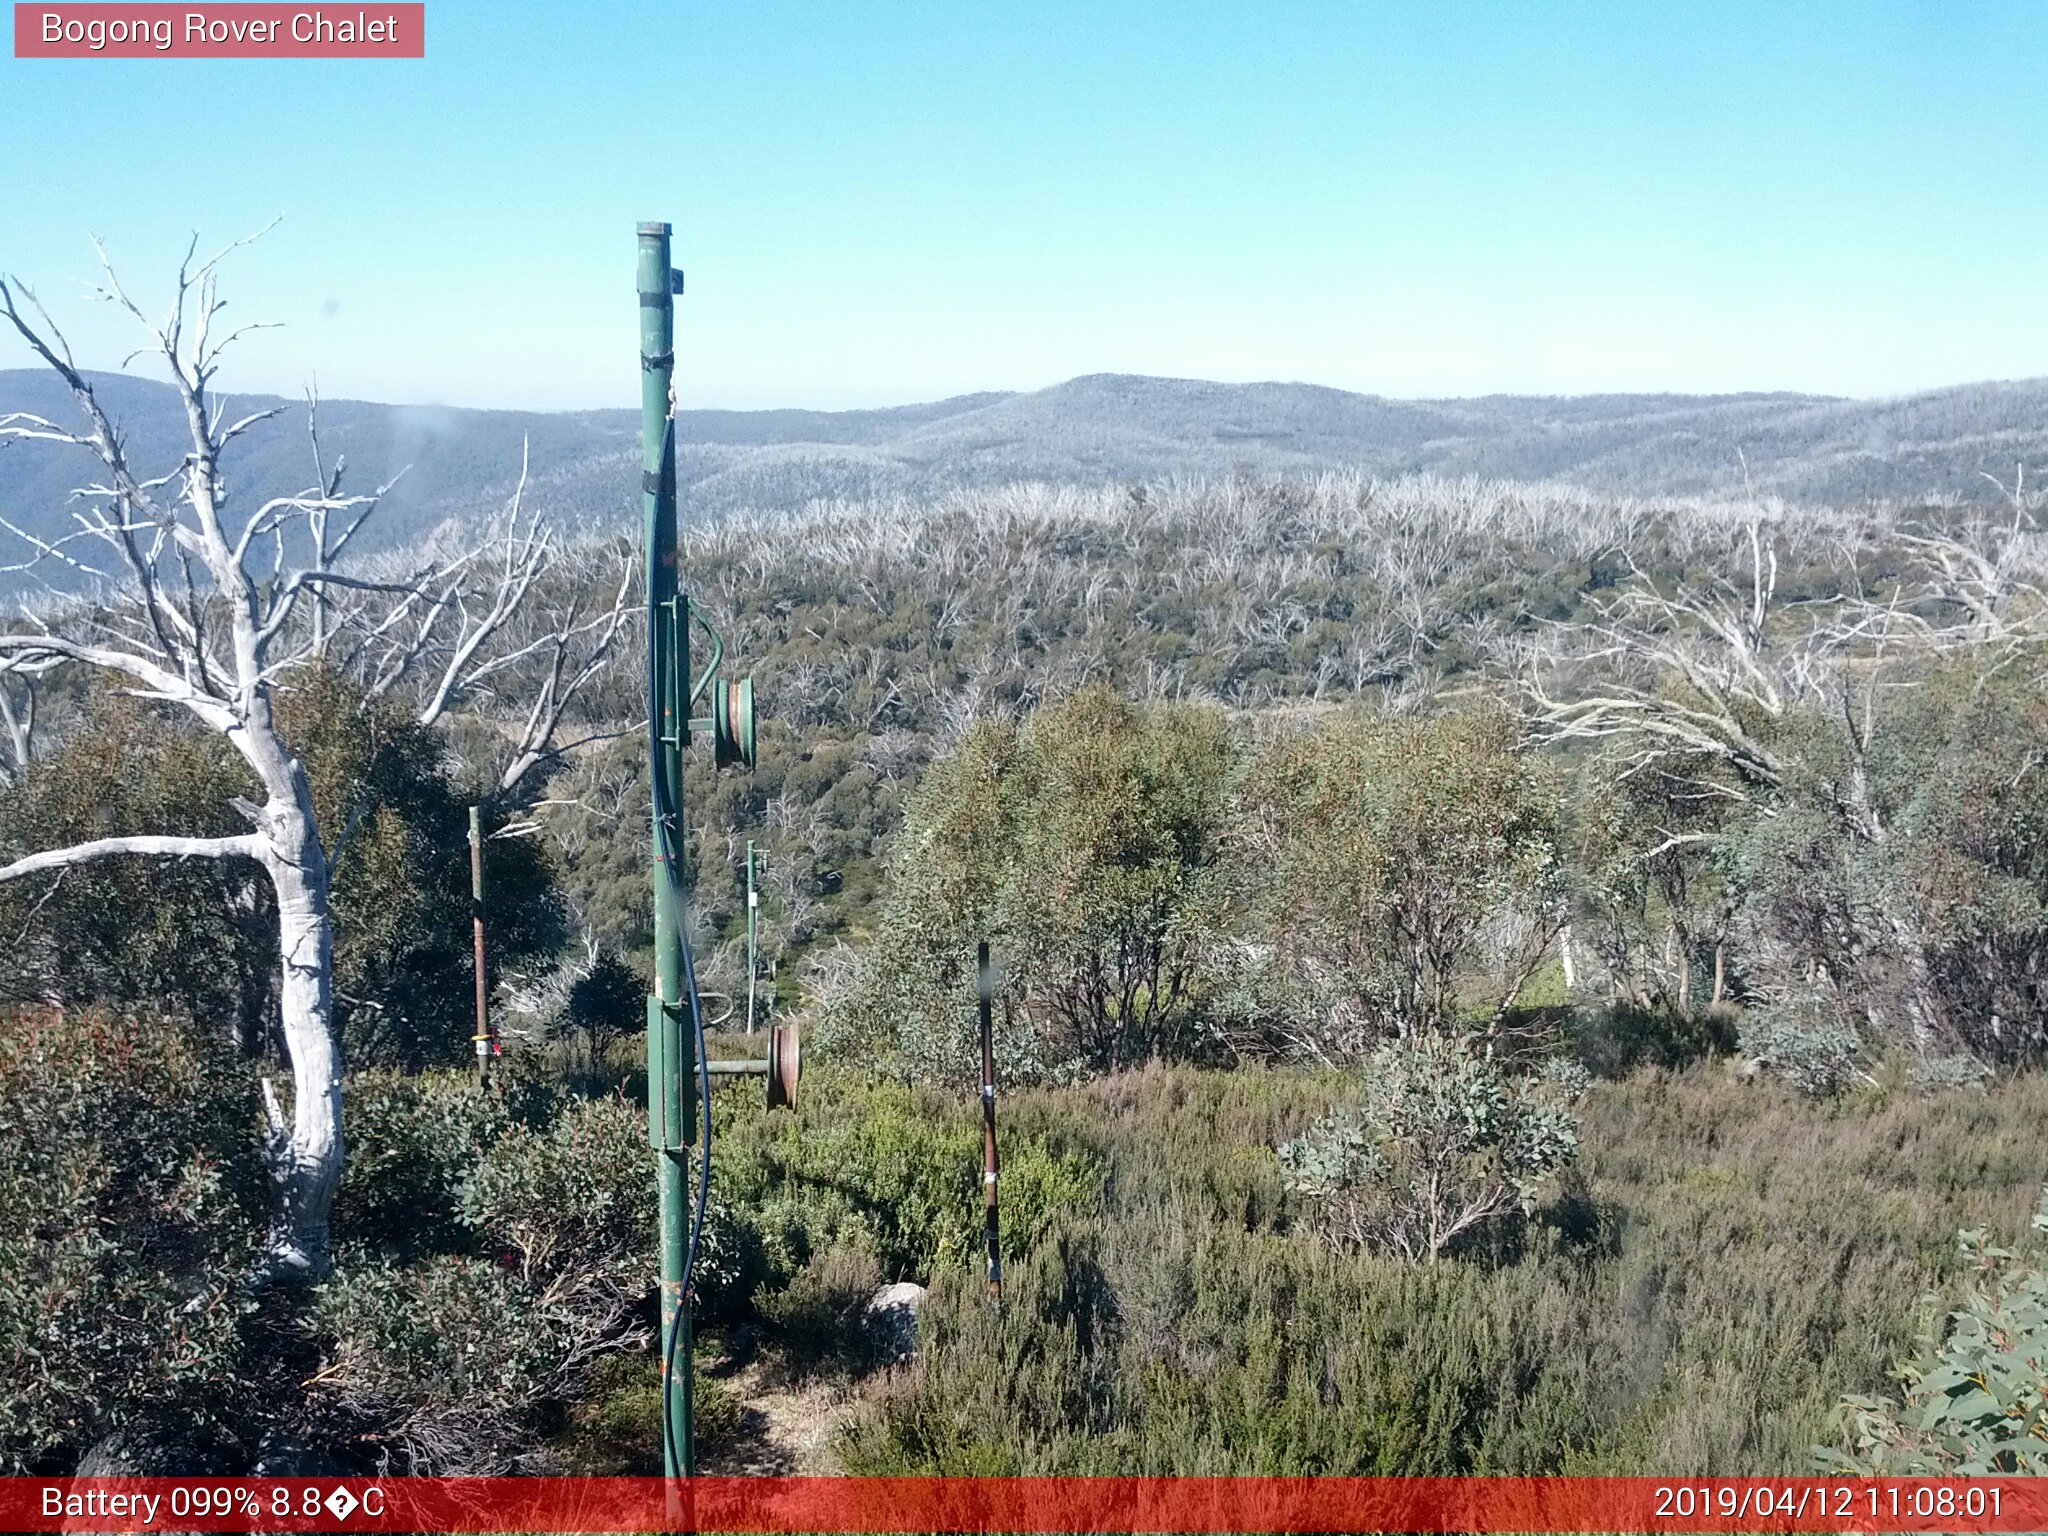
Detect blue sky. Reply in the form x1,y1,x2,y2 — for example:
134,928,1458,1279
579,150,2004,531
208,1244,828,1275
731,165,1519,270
1,1,2043,410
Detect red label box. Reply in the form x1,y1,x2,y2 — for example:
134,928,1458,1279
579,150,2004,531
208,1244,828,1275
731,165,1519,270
14,3,424,57
3,1476,2046,1534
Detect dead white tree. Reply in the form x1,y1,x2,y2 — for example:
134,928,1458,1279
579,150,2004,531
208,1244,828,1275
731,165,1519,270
294,433,634,797
1523,524,1795,798
0,653,56,784
1522,514,2047,1046
0,237,629,1278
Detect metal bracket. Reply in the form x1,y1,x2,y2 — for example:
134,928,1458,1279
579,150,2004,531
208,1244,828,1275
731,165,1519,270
688,611,725,707
645,995,696,1150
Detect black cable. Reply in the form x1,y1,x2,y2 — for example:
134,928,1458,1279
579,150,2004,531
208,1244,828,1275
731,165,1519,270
647,590,714,1480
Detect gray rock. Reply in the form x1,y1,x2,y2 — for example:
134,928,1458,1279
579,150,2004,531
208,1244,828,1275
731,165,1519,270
862,1281,928,1365
75,1427,184,1475
251,1430,340,1477
69,1430,207,1534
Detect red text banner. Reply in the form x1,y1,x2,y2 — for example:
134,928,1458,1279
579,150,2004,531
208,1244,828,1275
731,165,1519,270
3,1476,2045,1533
14,4,424,57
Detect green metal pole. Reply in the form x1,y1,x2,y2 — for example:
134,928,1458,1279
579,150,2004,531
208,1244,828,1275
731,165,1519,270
639,221,694,1482
745,840,757,1035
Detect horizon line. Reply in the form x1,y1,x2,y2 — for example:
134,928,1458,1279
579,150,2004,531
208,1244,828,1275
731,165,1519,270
2,364,2045,418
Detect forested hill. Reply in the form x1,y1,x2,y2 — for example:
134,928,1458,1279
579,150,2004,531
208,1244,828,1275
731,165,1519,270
4,367,2046,593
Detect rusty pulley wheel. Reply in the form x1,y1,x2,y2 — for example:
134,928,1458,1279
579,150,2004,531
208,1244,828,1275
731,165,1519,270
766,1021,800,1110
711,674,756,770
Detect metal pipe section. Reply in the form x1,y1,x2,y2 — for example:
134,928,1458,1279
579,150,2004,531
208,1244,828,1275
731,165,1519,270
705,1057,771,1076
745,839,758,1035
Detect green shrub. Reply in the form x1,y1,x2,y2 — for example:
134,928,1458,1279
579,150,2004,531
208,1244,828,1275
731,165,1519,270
1278,1034,1581,1261
1569,1003,1736,1078
335,1070,512,1258
757,1245,887,1371
721,1066,1109,1288
829,687,1237,1081
1236,706,1565,1053
693,1370,746,1454
459,1089,771,1315
0,700,270,1041
558,1351,740,1473
1910,1053,1993,1096
0,1007,264,1472
841,1061,2048,1475
566,947,646,1063
846,1207,1604,1476
458,1097,656,1297
1818,1189,2048,1473
311,1096,661,1470
309,1253,609,1471
1000,1138,1111,1257
726,1070,983,1280
1741,996,1866,1097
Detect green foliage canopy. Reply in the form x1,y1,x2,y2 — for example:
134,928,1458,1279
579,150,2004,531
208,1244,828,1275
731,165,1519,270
832,685,1237,1080
0,672,563,1069
1237,706,1564,1054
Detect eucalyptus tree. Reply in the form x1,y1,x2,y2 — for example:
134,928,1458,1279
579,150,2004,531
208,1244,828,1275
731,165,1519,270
832,684,1237,1080
1235,704,1565,1059
0,239,628,1278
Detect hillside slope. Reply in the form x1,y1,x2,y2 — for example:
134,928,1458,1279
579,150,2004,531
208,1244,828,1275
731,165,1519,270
2,369,2043,594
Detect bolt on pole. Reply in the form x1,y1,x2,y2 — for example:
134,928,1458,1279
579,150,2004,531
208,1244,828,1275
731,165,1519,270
639,220,695,1483
979,940,1001,1303
469,805,492,1083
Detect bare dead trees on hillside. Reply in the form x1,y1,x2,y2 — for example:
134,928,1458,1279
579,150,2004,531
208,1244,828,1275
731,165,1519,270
1522,507,2048,1054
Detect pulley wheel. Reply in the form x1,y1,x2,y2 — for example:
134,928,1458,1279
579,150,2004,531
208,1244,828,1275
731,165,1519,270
712,674,756,770
767,1022,800,1110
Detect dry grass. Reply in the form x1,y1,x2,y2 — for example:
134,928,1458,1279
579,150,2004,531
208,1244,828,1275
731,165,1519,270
834,1059,2048,1476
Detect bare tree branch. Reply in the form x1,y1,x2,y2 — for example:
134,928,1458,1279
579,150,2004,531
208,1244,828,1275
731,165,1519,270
0,832,264,883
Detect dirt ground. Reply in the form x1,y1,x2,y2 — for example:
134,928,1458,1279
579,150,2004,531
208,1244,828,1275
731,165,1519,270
697,1356,866,1475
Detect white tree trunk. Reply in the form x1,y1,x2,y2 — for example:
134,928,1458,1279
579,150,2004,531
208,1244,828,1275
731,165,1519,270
259,802,343,1279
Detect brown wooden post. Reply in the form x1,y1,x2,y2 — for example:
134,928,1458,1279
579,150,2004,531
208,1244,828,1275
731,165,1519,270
979,940,1001,1303
469,805,492,1082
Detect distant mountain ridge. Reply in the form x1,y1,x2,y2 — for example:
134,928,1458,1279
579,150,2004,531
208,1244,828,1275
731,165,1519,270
2,369,2043,594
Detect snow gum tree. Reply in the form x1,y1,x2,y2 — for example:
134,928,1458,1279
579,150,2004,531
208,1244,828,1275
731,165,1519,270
0,238,627,1278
